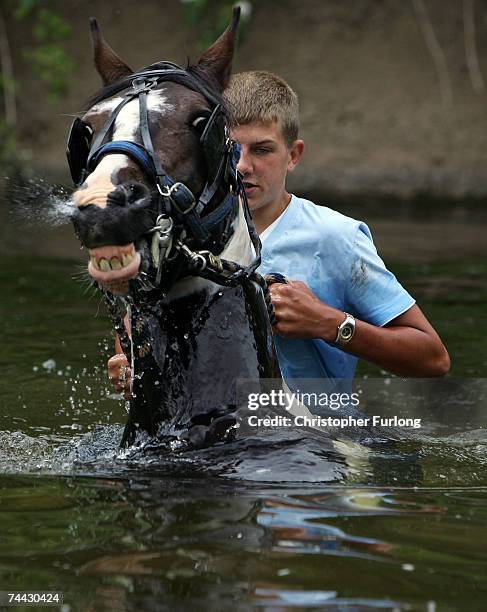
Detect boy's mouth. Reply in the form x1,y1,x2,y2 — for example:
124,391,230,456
243,181,259,195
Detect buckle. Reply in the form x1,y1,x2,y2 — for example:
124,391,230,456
169,182,197,215
132,77,157,94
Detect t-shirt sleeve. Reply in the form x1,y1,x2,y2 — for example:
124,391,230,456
345,223,415,326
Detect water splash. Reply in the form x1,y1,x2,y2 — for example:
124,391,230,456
5,176,74,228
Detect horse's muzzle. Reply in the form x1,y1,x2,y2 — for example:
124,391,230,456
71,184,157,292
71,185,155,249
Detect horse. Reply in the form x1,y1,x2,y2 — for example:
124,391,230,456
67,9,283,451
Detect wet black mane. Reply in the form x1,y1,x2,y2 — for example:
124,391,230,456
84,61,229,118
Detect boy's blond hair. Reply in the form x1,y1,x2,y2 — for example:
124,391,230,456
224,71,299,146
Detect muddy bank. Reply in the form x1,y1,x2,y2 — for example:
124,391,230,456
4,0,487,204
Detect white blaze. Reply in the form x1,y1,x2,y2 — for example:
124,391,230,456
74,91,174,208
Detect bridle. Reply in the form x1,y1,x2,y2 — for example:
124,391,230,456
67,62,264,290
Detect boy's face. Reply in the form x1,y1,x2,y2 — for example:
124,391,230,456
231,120,303,212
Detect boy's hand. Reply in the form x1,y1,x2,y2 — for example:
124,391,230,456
268,280,343,341
108,353,132,400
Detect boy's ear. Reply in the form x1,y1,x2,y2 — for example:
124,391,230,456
287,139,304,172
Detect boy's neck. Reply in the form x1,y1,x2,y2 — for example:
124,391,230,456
251,191,292,235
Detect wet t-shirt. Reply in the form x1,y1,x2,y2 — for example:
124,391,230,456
258,195,415,383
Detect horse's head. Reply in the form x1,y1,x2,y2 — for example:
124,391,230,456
69,9,244,296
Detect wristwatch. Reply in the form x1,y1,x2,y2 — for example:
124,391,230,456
334,312,356,346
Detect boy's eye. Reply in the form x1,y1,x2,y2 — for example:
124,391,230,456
255,147,272,155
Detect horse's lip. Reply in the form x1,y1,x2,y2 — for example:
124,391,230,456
87,244,141,283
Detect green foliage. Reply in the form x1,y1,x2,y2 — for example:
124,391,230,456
32,7,71,41
12,0,39,20
15,1,75,100
25,43,74,99
0,0,74,169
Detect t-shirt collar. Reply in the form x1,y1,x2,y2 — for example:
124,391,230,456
259,195,296,244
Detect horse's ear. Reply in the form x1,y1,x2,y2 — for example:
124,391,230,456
195,7,240,90
90,18,133,86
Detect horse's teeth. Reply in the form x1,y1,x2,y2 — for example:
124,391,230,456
91,251,134,271
122,252,133,266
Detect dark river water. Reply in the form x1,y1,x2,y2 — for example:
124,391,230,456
1,183,487,610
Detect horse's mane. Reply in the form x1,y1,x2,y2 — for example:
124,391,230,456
84,61,231,120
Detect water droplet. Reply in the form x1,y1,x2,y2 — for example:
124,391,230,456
42,358,56,371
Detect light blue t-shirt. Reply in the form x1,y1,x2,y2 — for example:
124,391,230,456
258,195,415,382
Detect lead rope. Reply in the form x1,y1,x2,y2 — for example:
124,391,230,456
173,242,288,328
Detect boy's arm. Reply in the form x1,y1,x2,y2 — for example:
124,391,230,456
269,280,450,377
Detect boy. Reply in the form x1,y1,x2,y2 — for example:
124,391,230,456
224,70,449,382
109,71,449,395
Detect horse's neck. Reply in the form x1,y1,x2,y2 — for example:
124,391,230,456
165,201,253,301
126,203,279,439
129,282,265,429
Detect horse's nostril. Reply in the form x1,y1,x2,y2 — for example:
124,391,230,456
125,182,149,204
106,183,148,207
106,187,127,207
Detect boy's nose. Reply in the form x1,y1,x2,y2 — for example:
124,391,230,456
236,149,252,175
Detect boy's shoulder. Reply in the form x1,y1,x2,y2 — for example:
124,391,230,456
289,194,367,240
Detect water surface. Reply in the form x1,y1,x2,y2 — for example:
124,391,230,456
1,215,487,609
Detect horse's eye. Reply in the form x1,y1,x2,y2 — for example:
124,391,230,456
191,114,210,133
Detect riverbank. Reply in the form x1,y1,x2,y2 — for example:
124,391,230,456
3,0,487,201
